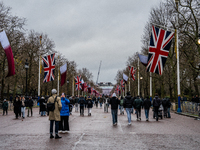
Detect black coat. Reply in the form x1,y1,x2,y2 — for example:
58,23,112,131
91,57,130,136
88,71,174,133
87,99,93,108
13,100,21,114
39,98,46,111
123,95,133,108
143,98,151,109
162,99,168,108
109,97,119,109
153,96,161,107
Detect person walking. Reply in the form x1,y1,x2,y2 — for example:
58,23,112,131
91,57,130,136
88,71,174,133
143,96,151,121
109,93,119,126
104,95,109,113
119,96,124,115
59,93,70,133
87,96,93,116
39,97,47,116
13,96,21,119
21,97,26,118
78,96,86,116
99,96,103,108
27,96,33,117
74,95,79,112
2,99,8,115
133,96,143,121
162,97,168,118
47,89,62,139
123,92,134,125
153,93,162,121
166,98,171,118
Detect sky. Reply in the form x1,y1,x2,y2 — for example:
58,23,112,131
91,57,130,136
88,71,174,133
3,0,161,84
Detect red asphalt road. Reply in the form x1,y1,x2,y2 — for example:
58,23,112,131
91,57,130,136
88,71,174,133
0,105,200,150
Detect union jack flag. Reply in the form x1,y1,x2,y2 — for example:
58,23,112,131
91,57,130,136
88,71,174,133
42,53,55,83
75,75,82,91
120,79,125,91
91,87,93,95
115,85,120,94
128,66,136,81
84,82,88,92
146,26,174,75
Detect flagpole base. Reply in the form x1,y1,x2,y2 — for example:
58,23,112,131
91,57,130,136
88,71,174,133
177,108,182,113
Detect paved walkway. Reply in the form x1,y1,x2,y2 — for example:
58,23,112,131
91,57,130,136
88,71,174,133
0,105,200,150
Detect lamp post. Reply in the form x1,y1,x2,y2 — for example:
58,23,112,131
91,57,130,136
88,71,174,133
140,77,143,97
25,59,29,96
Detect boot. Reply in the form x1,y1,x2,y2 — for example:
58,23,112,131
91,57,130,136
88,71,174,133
55,134,62,139
50,134,54,139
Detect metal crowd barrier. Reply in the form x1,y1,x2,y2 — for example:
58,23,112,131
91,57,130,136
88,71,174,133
181,101,200,116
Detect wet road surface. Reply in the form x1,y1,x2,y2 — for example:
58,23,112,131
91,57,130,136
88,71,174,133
0,105,200,150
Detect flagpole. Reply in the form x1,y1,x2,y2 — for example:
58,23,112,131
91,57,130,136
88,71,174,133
150,72,152,101
176,0,181,113
138,57,140,96
72,77,74,96
57,55,60,96
38,36,42,98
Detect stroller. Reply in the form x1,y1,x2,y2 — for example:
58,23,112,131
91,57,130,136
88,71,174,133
158,104,163,119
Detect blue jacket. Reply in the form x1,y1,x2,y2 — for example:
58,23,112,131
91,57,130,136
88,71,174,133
60,97,70,116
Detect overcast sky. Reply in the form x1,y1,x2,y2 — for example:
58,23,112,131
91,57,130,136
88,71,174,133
3,0,161,84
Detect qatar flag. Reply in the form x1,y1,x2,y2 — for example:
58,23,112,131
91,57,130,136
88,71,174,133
60,63,67,86
0,31,15,77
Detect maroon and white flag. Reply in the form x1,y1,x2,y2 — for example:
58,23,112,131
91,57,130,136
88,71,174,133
0,31,15,77
128,66,137,81
60,63,67,86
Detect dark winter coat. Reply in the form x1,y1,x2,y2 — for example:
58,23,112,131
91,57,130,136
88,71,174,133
167,100,171,108
153,96,161,107
13,99,21,114
2,101,8,109
27,99,34,107
39,98,46,111
123,95,133,108
87,98,93,108
143,98,151,109
109,97,119,109
162,98,168,108
78,97,86,106
60,97,70,116
133,97,143,109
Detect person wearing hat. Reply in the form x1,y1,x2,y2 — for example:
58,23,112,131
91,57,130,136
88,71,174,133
109,93,120,126
2,99,8,115
47,89,62,139
39,97,47,116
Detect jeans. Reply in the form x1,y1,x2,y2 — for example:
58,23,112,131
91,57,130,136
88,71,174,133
104,103,108,112
144,109,149,119
163,107,168,117
3,108,8,115
100,103,102,108
167,108,171,118
136,108,141,119
50,120,59,134
41,111,46,116
27,107,33,116
154,107,159,120
75,103,78,112
126,108,132,123
120,106,124,114
111,109,118,124
59,116,69,131
80,106,84,115
21,107,26,118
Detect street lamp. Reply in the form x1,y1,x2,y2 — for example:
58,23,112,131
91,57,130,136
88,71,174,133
198,34,200,45
25,59,29,96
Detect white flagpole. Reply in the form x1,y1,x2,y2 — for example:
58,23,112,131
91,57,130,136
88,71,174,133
38,36,42,98
138,57,140,96
57,56,60,96
176,0,181,112
38,56,40,97
72,77,74,96
150,72,152,101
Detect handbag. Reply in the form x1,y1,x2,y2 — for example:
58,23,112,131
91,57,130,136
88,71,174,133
47,96,57,111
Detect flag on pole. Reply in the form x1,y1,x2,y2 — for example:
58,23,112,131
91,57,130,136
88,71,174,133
42,53,55,82
123,73,128,83
138,54,148,67
75,75,82,91
0,31,16,77
84,82,88,92
120,79,125,91
146,26,174,75
128,66,137,81
91,87,93,95
88,84,91,93
60,63,67,86
115,85,120,94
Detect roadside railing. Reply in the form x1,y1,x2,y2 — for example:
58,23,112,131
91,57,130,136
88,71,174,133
181,101,200,116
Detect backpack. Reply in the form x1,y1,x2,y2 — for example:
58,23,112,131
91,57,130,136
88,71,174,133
47,96,57,111
120,99,124,106
88,100,92,105
80,99,84,104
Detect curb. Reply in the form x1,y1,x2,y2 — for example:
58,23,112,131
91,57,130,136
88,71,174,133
175,112,198,119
